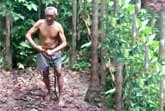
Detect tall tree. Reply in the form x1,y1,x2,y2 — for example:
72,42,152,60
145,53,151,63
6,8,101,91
85,0,100,104
159,6,165,111
38,0,41,19
115,62,124,111
160,75,165,111
159,10,165,62
71,0,77,66
100,0,106,86
113,0,124,110
144,43,150,72
77,0,80,41
132,0,141,46
5,12,12,69
143,0,165,110
114,0,119,15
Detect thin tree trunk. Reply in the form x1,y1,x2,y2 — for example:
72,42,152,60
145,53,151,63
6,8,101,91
132,0,141,46
144,43,150,72
159,10,165,61
159,8,165,111
38,0,41,19
114,0,119,16
112,1,124,110
160,75,165,111
85,0,100,104
115,62,124,111
77,0,80,41
5,14,12,69
71,0,77,66
132,14,137,46
0,17,2,44
90,0,99,88
100,0,106,86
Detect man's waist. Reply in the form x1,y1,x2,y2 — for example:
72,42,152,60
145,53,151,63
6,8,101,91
41,44,58,50
41,51,62,59
42,46,56,50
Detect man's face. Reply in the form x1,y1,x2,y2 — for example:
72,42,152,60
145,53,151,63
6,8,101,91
45,10,55,25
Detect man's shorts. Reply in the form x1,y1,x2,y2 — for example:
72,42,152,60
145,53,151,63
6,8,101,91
36,51,62,72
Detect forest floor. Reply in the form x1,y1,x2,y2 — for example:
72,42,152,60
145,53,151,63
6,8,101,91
0,68,104,111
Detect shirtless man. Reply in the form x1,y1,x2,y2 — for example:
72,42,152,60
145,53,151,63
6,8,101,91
25,7,67,106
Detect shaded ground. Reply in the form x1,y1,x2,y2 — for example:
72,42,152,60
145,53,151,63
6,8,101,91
0,68,103,111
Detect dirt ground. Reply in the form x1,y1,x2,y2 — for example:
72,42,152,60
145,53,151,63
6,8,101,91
0,68,103,111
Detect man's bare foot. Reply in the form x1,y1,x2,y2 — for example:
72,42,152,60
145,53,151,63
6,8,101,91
44,93,51,102
50,90,58,101
58,97,65,107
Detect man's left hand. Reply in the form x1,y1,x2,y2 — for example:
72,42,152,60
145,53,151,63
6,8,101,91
46,49,54,56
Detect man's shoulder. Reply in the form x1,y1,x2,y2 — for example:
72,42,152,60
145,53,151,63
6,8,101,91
33,19,45,28
54,21,62,27
36,19,45,24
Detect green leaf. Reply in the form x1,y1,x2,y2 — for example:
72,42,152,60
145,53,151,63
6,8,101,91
128,4,135,14
80,41,91,48
12,12,25,21
105,88,116,95
20,42,31,48
31,3,38,11
145,26,152,35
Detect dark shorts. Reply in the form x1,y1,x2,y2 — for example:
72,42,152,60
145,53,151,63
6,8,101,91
36,51,62,72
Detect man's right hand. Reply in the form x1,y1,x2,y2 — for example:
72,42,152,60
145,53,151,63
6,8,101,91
36,45,46,52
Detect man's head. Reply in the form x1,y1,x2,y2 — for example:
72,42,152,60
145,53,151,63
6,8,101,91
45,6,58,25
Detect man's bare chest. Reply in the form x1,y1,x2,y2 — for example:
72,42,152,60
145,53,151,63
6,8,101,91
39,24,59,38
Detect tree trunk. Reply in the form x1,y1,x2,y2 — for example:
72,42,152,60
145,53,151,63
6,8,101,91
159,10,165,62
114,0,119,16
159,9,165,111
132,0,141,46
132,14,137,46
144,43,150,72
71,0,77,66
115,62,124,111
77,0,80,41
5,14,12,69
100,0,106,86
160,75,165,111
38,0,41,19
85,0,100,104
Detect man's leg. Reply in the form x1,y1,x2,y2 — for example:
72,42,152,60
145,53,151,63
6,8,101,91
54,65,64,106
43,67,51,94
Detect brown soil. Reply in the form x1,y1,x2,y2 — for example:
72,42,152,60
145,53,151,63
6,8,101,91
0,68,103,111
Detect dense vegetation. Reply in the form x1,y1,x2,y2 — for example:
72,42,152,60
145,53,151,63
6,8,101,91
0,0,162,110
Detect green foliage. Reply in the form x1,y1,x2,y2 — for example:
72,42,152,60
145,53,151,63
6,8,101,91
71,46,91,71
103,1,160,111
1,0,72,68
0,0,162,110
72,60,90,71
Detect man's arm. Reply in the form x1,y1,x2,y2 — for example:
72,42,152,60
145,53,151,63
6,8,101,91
52,24,67,53
25,20,44,51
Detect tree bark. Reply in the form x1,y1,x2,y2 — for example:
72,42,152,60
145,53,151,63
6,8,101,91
114,0,119,16
71,0,77,66
144,43,150,72
159,10,165,62
90,0,99,88
5,14,12,69
77,0,80,41
132,14,137,46
100,0,106,86
160,75,165,111
38,0,41,19
115,62,124,111
85,0,100,104
132,0,141,46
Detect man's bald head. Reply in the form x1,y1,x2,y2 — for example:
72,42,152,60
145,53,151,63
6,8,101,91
45,7,58,25
45,6,58,16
